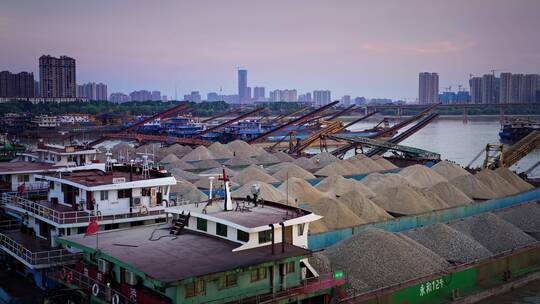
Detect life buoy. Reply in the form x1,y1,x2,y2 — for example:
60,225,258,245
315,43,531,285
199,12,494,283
111,293,120,304
140,206,148,215
92,283,100,296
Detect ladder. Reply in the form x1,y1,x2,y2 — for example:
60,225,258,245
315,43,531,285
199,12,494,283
170,211,190,235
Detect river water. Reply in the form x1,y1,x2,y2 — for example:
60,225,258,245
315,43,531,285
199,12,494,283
347,116,540,178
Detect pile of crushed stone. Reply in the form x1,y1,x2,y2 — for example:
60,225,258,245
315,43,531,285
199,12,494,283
254,151,280,164
232,181,295,205
302,196,364,233
169,168,200,181
337,190,393,223
449,175,498,200
160,154,181,164
475,169,520,198
207,142,234,159
165,160,196,171
495,202,540,238
192,159,222,170
180,146,216,162
495,168,534,193
227,140,261,157
224,156,256,167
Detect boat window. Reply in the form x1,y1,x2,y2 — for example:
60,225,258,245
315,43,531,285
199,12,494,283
197,218,207,231
219,274,237,289
258,230,272,244
185,280,206,298
251,268,267,282
237,230,249,242
216,223,227,237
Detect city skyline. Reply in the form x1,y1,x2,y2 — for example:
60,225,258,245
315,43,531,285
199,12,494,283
1,0,539,100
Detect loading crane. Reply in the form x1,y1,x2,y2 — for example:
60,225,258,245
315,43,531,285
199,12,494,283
248,101,340,144
194,107,266,138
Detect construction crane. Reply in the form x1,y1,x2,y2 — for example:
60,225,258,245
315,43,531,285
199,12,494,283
194,108,265,137
490,69,505,76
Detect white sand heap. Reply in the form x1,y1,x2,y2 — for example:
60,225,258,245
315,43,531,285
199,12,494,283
192,159,222,169
193,177,239,190
337,189,393,223
232,181,295,206
160,153,181,164
255,151,281,164
302,196,364,234
475,169,521,198
432,161,471,180
341,158,371,175
277,177,328,205
170,179,208,203
398,164,448,188
208,142,234,159
310,152,339,167
272,164,316,181
449,174,498,200
371,155,398,170
428,181,473,207
165,160,196,171
315,161,356,176
315,175,376,198
371,185,449,215
272,151,295,162
227,140,261,157
293,157,320,170
232,166,278,186
495,168,534,193
224,156,257,167
169,169,200,182
180,146,216,162
360,173,412,194
111,142,134,156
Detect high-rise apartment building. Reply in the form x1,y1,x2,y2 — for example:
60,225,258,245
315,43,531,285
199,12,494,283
313,90,331,106
523,74,540,103
341,95,351,106
39,55,76,98
184,91,201,102
207,92,220,101
469,77,483,103
109,92,130,103
0,71,35,98
418,72,439,104
499,73,512,104
253,87,265,101
481,74,498,103
151,91,161,101
130,90,152,101
238,69,248,103
511,74,524,103
77,82,107,100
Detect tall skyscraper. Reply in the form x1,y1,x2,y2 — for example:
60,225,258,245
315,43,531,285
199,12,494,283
469,77,483,103
511,74,524,103
418,72,439,104
481,74,498,103
253,87,265,101
523,74,540,103
238,69,248,103
313,90,331,106
39,55,76,98
499,73,512,104
130,90,152,101
0,71,35,98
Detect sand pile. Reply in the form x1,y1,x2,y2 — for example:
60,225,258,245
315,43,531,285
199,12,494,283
495,203,540,237
448,213,536,254
165,144,192,158
201,167,236,177
315,175,376,198
371,185,449,215
180,146,215,162
265,162,294,174
398,165,448,188
495,168,534,193
321,229,449,291
224,156,256,167
192,159,222,169
232,166,278,185
338,190,392,223
208,142,234,159
347,154,384,172
449,175,498,200
360,173,412,194
371,155,398,170
227,140,260,157
277,177,328,204
402,223,492,264
311,152,339,167
232,181,295,205
302,196,364,234
315,161,355,176
194,177,239,190
170,179,208,203
342,158,371,175
169,169,200,181
475,169,520,198
272,151,295,162
165,160,196,171
160,154,181,164
293,157,320,170
427,181,473,207
254,151,280,164
272,164,316,181
432,161,471,180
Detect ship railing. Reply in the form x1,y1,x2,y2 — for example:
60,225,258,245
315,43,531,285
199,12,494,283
0,232,82,268
0,219,20,231
1,192,166,225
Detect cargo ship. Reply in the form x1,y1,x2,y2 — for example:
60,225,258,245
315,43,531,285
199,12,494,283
499,119,540,141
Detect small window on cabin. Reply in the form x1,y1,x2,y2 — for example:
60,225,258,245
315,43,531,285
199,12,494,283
18,175,29,183
100,191,108,201
197,218,207,232
216,223,227,237
141,188,151,196
49,181,55,190
286,262,295,274
258,230,272,244
185,280,206,298
237,230,249,242
118,189,132,199
77,227,86,234
219,273,237,289
298,223,305,236
251,268,268,282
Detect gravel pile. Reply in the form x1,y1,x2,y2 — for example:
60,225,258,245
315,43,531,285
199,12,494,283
254,151,281,164
311,152,339,167
277,177,328,205
227,140,260,157
201,167,236,177
402,223,493,264
371,185,449,215
371,155,398,170
180,146,216,162
170,179,208,203
309,252,332,274
208,142,234,159
224,156,256,167
265,162,295,174
495,202,540,237
427,181,473,207
169,169,200,181
165,144,192,158
347,154,384,172
303,196,364,233
398,164,448,188
293,157,320,170
448,213,536,254
360,173,412,194
475,169,520,198
315,175,376,198
322,229,449,291
337,190,393,223
272,164,316,181
449,175,498,200
192,159,222,169
495,168,534,193
232,166,279,185
272,151,295,162
165,160,196,171
193,177,239,190
431,161,471,180
160,153,181,164
232,181,295,205
315,161,355,176
342,158,370,175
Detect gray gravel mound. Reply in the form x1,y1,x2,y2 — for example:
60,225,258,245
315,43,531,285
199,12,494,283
402,223,493,264
495,202,540,237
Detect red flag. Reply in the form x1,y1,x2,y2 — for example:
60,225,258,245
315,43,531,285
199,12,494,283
85,218,99,236
17,183,26,196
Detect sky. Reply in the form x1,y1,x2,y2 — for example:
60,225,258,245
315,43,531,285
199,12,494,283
1,0,539,101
